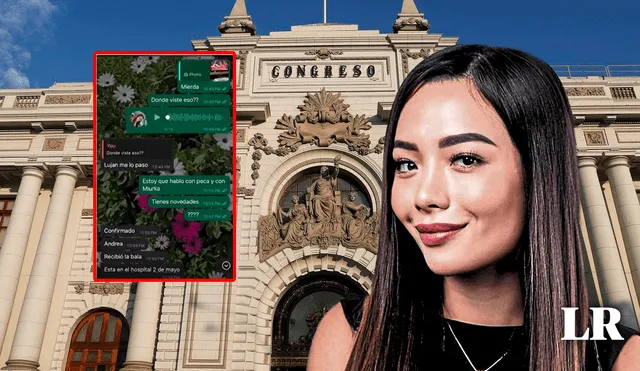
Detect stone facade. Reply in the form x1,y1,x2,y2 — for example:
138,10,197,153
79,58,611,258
1,2,640,371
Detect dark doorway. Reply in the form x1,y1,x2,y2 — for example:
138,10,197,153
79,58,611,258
270,271,367,370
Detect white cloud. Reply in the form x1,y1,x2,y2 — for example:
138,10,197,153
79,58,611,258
2,68,30,88
0,0,58,89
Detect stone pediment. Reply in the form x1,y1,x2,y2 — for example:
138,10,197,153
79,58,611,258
249,88,384,156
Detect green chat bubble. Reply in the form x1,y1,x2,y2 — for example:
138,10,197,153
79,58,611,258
184,209,231,221
178,60,210,81
147,94,230,107
125,107,231,134
148,196,230,209
138,176,230,195
177,80,230,93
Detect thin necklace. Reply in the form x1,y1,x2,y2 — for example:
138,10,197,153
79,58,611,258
446,321,515,371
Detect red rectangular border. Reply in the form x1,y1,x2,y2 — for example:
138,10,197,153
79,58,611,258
92,51,237,283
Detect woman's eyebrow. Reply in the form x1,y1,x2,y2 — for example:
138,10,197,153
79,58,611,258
393,140,418,151
439,132,497,148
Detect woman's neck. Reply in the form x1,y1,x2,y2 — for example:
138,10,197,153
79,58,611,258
442,267,524,326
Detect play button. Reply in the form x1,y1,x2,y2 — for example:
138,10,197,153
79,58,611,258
154,114,160,120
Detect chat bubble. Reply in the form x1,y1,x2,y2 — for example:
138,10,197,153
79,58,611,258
147,94,230,107
138,175,230,195
101,138,174,172
101,250,168,264
183,209,231,221
177,80,231,93
99,238,148,250
178,59,230,82
148,196,230,209
98,262,184,278
99,225,161,238
125,107,231,134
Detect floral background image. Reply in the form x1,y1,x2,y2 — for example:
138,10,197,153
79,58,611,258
96,55,233,278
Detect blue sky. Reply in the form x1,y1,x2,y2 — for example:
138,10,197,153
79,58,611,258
1,0,639,89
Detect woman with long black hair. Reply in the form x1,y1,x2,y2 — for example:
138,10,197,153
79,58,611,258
307,44,640,370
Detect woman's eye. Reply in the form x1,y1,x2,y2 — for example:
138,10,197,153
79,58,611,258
394,160,416,173
451,154,482,168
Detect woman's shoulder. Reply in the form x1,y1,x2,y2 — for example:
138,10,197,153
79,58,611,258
604,323,640,370
307,295,368,371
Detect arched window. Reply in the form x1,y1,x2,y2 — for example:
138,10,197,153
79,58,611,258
65,310,129,371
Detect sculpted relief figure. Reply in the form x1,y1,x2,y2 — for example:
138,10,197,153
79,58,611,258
341,192,371,241
306,156,342,237
257,155,380,261
276,194,309,247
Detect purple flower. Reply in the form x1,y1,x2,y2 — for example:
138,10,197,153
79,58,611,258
171,212,202,242
136,194,156,212
183,236,203,256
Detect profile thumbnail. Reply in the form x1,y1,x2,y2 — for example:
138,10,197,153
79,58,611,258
129,111,148,127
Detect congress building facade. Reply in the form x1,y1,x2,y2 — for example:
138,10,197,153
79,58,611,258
1,0,640,370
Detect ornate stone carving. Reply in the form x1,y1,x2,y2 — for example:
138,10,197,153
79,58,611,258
44,94,91,104
565,87,605,96
42,138,66,151
249,89,380,156
238,50,249,75
258,157,379,262
305,48,343,60
393,17,430,33
89,282,124,295
238,187,255,196
584,130,607,145
82,208,93,217
237,128,245,142
610,87,636,99
218,18,256,35
0,96,4,107
74,283,85,294
14,95,40,109
399,48,433,74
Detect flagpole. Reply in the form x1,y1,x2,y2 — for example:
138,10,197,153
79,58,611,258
324,0,327,23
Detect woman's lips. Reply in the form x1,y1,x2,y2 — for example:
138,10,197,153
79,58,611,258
416,223,466,246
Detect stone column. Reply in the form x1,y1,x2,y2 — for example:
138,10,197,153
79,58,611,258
0,167,45,349
120,282,163,371
604,156,640,300
2,166,78,371
578,157,637,328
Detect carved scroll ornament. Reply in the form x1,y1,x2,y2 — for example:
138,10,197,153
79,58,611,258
249,88,384,157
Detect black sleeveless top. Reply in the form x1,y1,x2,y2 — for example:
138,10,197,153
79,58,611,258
341,296,640,370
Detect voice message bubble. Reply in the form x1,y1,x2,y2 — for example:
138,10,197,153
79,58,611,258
184,209,231,221
148,196,230,209
125,107,231,134
147,94,230,107
101,138,174,172
138,175,230,195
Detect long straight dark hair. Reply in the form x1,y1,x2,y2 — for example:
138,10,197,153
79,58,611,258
346,44,589,371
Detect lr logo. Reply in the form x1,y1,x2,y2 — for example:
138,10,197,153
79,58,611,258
562,308,623,340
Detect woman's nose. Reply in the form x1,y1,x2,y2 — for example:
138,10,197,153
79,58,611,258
413,165,450,212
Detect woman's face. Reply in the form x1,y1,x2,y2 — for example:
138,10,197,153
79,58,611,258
391,79,525,276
